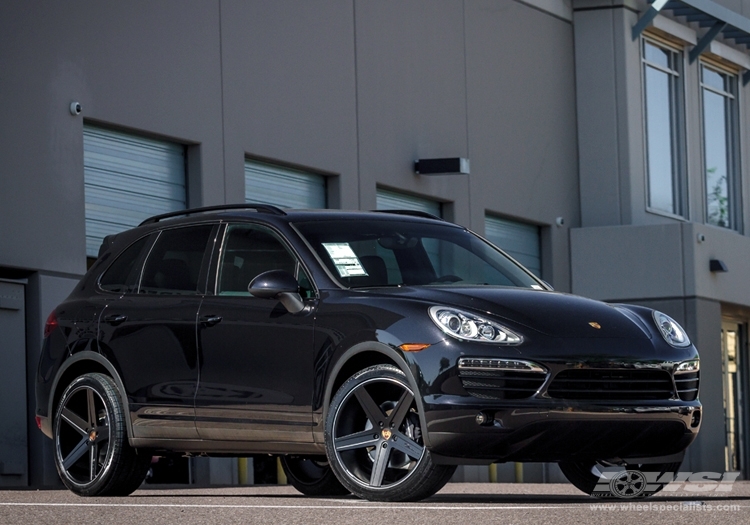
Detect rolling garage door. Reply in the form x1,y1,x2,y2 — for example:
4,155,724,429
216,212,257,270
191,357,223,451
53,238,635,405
485,215,541,277
245,160,326,209
83,126,186,257
375,189,441,217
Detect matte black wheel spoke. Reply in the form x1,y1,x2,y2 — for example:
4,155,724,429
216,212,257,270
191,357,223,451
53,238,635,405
61,408,89,436
62,436,91,470
369,444,392,487
354,387,387,427
334,429,380,451
94,426,110,443
87,388,97,427
89,443,98,481
389,431,423,459
385,390,413,429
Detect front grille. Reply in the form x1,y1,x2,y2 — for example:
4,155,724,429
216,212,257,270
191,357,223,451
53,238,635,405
547,369,674,401
675,371,699,401
458,368,547,400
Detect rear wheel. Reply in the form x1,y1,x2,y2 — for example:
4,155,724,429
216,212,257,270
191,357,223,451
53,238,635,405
560,460,682,498
53,373,151,496
325,364,456,502
280,455,350,496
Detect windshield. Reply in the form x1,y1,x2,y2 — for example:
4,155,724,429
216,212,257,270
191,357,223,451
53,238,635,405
294,218,542,289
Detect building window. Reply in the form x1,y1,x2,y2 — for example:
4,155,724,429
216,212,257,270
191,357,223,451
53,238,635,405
245,160,326,209
642,39,685,217
375,189,442,218
485,215,541,277
701,64,740,230
83,126,186,258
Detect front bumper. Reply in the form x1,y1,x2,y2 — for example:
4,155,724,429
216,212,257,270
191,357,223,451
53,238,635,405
422,398,700,463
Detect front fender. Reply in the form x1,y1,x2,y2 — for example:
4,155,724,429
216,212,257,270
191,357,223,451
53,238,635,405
320,341,433,449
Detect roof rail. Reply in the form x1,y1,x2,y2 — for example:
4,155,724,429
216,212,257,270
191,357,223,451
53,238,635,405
139,203,287,226
372,209,444,221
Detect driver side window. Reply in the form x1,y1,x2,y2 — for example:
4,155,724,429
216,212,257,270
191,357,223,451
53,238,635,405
217,224,312,297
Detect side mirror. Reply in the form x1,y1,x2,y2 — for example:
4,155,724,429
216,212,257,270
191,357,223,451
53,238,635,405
248,270,305,314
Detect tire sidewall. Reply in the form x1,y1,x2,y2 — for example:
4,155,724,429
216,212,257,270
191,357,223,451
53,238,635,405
53,373,123,496
324,364,435,501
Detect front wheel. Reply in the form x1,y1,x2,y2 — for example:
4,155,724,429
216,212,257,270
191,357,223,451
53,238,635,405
325,364,456,502
560,460,683,498
53,373,151,496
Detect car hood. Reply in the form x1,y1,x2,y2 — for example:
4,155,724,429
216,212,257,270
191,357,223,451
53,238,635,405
366,286,652,340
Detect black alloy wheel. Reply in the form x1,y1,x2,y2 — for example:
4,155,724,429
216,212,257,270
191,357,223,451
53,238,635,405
53,373,151,496
280,455,350,496
325,364,456,502
560,460,683,498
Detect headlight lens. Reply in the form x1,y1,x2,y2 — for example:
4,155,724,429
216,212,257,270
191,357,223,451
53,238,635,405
653,311,691,348
429,306,522,344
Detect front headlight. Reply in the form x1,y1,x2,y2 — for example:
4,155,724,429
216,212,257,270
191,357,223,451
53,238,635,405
653,311,691,348
428,306,522,344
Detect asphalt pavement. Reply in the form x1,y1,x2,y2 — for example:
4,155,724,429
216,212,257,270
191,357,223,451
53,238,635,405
1,481,749,525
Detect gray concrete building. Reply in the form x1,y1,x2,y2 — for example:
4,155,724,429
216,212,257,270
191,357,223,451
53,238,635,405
1,0,749,487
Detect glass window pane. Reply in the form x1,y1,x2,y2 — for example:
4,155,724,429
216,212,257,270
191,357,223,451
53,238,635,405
99,235,152,293
645,65,676,214
644,41,670,68
218,225,297,295
140,226,213,294
703,89,730,227
703,67,726,92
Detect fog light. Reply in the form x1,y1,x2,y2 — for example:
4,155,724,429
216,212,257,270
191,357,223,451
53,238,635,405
475,411,493,426
691,409,701,428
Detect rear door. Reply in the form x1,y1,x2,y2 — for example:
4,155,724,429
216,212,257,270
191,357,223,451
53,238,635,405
98,224,218,440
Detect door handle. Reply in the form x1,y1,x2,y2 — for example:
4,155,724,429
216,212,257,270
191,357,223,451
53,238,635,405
103,314,128,325
200,315,223,327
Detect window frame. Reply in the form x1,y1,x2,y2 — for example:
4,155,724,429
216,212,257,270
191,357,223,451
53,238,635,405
131,224,218,296
210,222,317,298
699,60,742,232
641,36,688,220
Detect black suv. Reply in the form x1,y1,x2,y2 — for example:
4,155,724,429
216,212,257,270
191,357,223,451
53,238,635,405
36,205,701,501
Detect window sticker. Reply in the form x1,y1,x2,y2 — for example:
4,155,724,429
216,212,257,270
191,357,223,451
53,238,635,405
322,243,368,277
531,284,544,290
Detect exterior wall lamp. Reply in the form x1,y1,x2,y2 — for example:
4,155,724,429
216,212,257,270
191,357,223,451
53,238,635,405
414,158,470,175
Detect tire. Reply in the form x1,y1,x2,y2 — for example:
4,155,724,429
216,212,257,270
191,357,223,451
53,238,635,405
560,460,683,499
280,455,350,496
325,364,456,502
53,373,151,496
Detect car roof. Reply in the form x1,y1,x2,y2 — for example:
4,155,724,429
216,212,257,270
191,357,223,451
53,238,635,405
139,205,448,228
99,206,455,258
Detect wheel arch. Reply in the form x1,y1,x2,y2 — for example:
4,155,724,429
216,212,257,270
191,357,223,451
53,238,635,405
322,342,432,448
48,351,134,441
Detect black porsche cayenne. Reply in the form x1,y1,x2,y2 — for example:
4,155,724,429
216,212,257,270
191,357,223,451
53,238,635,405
36,205,701,501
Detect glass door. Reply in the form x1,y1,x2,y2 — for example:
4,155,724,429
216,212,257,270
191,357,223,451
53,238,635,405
721,321,745,475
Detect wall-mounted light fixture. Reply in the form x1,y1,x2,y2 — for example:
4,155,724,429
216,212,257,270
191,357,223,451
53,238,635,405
709,259,728,273
414,157,470,175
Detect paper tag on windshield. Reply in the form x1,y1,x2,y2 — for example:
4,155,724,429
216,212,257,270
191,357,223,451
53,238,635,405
322,243,368,277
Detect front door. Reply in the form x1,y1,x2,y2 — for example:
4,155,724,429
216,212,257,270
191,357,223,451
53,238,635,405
196,223,317,443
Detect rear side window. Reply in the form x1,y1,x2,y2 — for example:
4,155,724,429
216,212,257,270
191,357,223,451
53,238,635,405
139,226,214,294
99,235,152,293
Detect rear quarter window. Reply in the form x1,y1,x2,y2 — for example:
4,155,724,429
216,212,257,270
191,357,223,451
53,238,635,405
99,235,153,293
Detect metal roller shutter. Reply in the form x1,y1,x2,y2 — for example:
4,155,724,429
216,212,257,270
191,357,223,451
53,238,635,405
245,160,326,209
83,126,186,257
485,215,541,277
375,189,442,217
